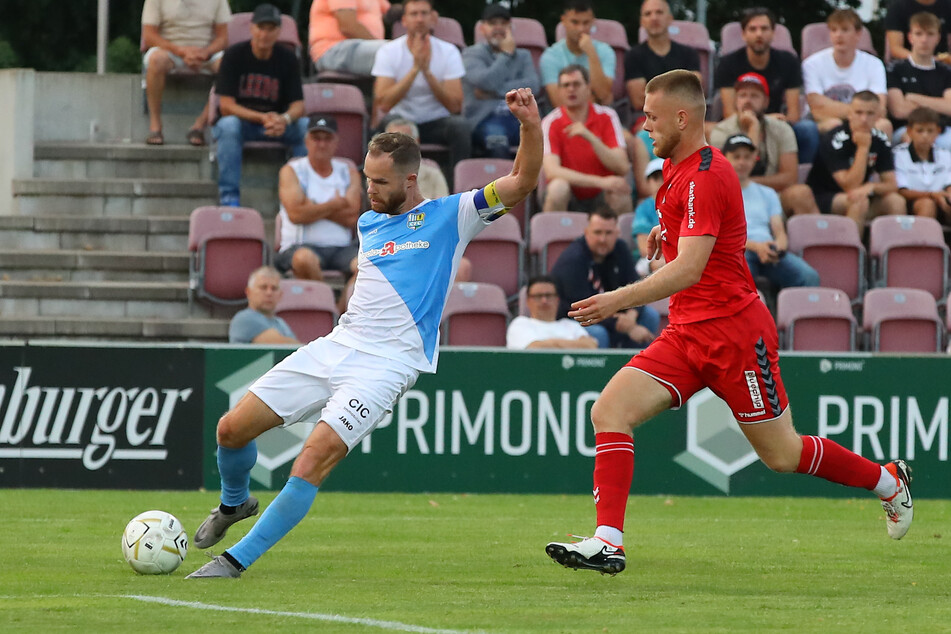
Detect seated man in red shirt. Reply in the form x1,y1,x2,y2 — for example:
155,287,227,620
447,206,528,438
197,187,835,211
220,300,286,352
541,64,633,214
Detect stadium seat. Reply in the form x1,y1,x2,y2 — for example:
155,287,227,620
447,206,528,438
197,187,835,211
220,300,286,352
558,19,630,102
786,215,866,304
393,16,466,49
302,83,368,166
453,158,526,228
188,206,269,308
275,279,338,342
462,213,523,298
441,282,510,346
639,21,714,93
776,287,856,351
529,211,587,275
869,215,949,302
228,12,302,57
719,21,796,57
800,22,876,59
862,287,943,352
473,17,548,70
617,211,635,253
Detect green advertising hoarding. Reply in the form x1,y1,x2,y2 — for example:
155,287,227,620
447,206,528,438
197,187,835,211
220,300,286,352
203,348,949,498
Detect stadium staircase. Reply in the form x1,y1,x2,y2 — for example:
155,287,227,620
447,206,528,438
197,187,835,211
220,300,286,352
1,76,283,342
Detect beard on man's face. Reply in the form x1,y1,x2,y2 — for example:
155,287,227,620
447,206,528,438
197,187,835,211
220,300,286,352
371,189,407,215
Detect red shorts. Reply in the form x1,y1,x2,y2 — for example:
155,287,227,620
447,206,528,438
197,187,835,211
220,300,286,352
625,299,789,423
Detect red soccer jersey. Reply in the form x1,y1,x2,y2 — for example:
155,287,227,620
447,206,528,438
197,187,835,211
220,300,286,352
542,103,626,200
656,145,758,324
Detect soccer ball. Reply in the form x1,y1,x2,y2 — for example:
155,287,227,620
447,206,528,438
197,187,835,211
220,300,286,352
121,510,188,575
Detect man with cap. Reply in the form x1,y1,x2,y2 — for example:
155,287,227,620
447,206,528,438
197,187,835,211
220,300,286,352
275,113,363,309
710,72,820,216
462,4,541,158
721,134,820,291
213,3,309,206
712,7,815,162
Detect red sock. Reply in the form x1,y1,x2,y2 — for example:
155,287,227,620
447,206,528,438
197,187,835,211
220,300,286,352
593,432,634,531
797,435,881,490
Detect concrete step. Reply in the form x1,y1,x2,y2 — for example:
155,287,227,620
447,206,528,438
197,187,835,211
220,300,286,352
0,215,190,252
12,177,217,216
0,279,206,320
33,142,212,180
0,249,189,282
0,315,228,342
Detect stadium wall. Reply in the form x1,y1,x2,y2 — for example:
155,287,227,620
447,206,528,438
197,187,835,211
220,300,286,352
0,342,948,497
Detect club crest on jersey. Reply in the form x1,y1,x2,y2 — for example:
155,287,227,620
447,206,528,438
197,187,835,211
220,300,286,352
407,212,425,230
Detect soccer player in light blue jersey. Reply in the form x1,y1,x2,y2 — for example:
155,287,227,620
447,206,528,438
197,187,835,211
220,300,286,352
187,87,542,579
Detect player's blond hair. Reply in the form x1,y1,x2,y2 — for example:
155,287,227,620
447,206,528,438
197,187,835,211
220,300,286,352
645,69,706,120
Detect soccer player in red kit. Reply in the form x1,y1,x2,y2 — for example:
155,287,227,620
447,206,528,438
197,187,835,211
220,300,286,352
545,69,914,576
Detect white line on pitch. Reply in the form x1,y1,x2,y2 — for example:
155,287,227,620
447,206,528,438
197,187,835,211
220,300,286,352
120,595,479,634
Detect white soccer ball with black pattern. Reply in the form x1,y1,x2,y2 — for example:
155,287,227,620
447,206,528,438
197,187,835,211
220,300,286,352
121,510,188,574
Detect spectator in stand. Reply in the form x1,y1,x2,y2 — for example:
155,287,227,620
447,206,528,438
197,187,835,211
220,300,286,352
550,207,660,348
894,106,951,220
507,276,598,349
141,0,231,146
310,0,399,75
807,91,906,231
462,4,540,159
230,266,300,344
384,118,448,198
632,158,666,278
710,72,820,216
624,0,701,114
886,11,951,149
275,115,362,289
372,0,469,184
213,4,309,207
885,0,951,64
541,65,632,214
540,0,616,107
802,9,892,136
714,7,817,163
722,135,820,290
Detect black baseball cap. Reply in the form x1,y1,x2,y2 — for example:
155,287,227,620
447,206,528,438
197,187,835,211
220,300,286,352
307,114,338,134
483,4,512,21
252,4,282,25
722,134,756,154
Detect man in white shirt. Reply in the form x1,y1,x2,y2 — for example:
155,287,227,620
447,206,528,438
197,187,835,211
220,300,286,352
802,9,892,136
507,276,598,349
275,115,363,285
371,0,470,184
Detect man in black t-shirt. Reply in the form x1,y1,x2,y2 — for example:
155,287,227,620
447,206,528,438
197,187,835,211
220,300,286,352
213,4,308,206
807,91,906,230
623,0,700,113
714,8,817,163
885,0,951,63
886,11,951,147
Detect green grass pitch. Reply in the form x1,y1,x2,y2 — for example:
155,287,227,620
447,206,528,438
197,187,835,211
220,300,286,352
2,489,949,633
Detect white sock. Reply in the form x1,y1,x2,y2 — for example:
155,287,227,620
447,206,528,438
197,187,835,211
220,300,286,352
873,465,898,499
594,525,623,548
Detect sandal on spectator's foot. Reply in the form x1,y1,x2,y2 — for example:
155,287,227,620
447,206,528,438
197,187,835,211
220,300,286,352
146,130,164,145
186,128,206,146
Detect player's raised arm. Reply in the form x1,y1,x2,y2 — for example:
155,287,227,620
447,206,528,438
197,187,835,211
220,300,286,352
490,88,544,209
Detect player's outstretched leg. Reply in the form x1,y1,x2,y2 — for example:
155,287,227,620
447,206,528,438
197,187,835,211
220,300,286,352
193,494,259,549
194,441,260,549
546,536,626,575
879,460,913,540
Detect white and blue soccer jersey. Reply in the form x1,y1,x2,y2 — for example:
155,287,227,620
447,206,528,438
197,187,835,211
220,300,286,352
325,187,507,373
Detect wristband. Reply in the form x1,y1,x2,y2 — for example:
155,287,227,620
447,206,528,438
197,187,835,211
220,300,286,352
281,112,292,125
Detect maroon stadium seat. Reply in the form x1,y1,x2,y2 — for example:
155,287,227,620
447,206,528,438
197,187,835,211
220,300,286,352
776,287,856,351
442,282,509,346
453,158,527,229
302,83,368,166
275,279,338,342
528,211,587,275
188,206,269,307
869,215,949,302
787,214,866,304
862,287,943,352
462,213,523,298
